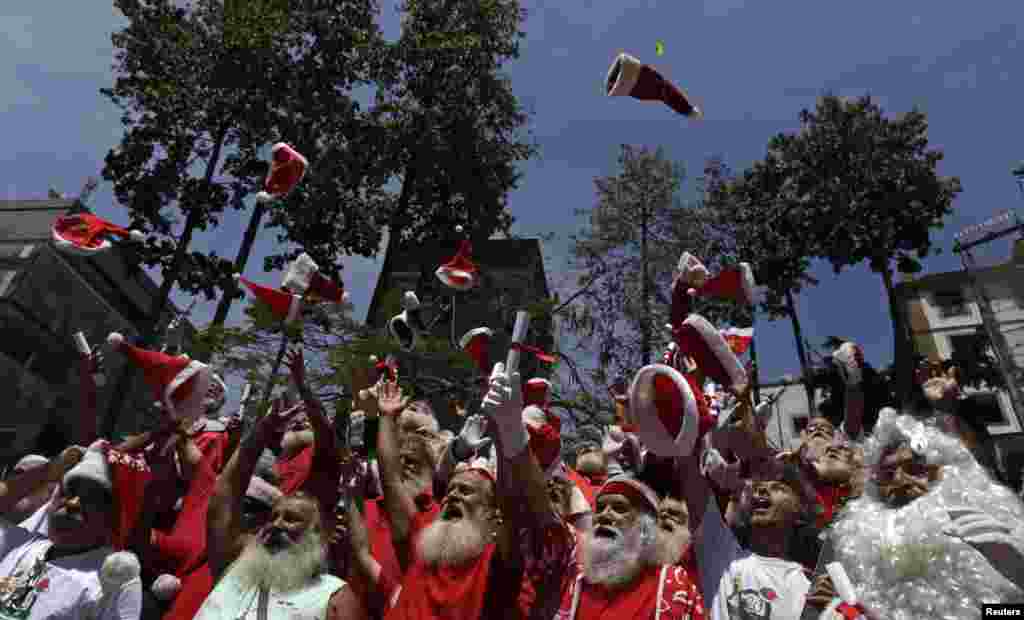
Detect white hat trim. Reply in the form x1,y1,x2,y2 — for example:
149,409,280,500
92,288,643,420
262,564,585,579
459,327,493,350
739,262,756,305
628,364,700,457
522,404,548,429
165,359,212,420
435,267,477,291
683,314,747,391
607,53,642,97
52,229,112,256
281,252,319,294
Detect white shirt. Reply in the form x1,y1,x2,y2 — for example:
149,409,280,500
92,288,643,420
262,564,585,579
194,562,345,620
696,497,810,620
0,520,142,620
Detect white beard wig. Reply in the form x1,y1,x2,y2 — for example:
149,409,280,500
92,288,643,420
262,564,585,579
830,411,1024,619
417,518,489,568
583,513,658,589
234,529,326,594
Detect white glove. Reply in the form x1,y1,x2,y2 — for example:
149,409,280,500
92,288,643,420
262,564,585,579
945,505,1024,590
453,414,493,461
481,362,527,457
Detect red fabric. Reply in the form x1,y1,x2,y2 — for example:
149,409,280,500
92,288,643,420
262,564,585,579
511,343,557,364
151,450,219,577
161,561,214,620
565,563,705,620
274,445,315,496
52,213,132,251
352,496,441,617
579,472,608,490
527,423,562,470
309,271,345,303
813,481,851,530
596,481,657,514
264,143,307,197
106,448,152,551
192,431,229,473
564,467,596,511
237,276,301,323
385,509,494,620
515,520,579,620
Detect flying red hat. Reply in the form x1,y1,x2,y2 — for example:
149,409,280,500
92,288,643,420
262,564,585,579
435,240,480,291
52,213,145,256
256,142,308,203
459,327,493,376
697,262,756,306
627,363,701,458
281,252,348,304
721,327,754,356
673,314,748,394
606,53,703,119
107,333,212,421
523,377,552,409
234,275,303,323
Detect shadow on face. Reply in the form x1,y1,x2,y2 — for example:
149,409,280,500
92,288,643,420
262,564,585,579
259,496,320,554
439,471,495,524
748,479,802,529
874,445,941,508
48,478,113,551
593,493,641,539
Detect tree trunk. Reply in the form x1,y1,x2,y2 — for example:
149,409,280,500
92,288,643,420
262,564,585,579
101,125,230,439
880,264,912,407
640,201,651,366
198,199,269,362
785,289,816,416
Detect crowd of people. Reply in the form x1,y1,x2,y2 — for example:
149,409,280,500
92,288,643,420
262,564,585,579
2,251,1024,620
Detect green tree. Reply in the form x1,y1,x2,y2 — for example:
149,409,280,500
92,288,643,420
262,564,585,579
100,0,384,432
366,0,536,248
770,94,962,402
568,145,708,385
702,155,820,410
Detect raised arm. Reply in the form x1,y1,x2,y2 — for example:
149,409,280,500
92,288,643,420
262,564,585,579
207,401,303,581
375,381,418,548
74,351,101,445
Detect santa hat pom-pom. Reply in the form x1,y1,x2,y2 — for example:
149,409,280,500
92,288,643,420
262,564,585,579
368,355,379,364
342,292,351,303
107,332,125,348
232,273,242,282
255,191,274,203
128,230,146,243
100,551,141,592
455,225,464,234
151,574,182,602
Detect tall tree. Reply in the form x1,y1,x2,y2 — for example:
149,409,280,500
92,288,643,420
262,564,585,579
100,0,384,432
771,94,962,403
361,0,536,249
703,156,820,411
568,145,698,384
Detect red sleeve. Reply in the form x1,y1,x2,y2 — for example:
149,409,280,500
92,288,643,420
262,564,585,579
275,446,314,496
151,450,219,575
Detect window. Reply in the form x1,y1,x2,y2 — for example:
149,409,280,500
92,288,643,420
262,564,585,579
933,290,968,318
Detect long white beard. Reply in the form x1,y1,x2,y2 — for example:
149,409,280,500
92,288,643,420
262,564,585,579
583,515,656,589
832,457,1024,618
652,526,690,567
417,519,488,568
234,530,326,594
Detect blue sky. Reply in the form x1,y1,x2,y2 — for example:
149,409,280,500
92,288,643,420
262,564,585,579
3,1,1023,409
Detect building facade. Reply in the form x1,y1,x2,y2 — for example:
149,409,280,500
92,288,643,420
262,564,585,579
366,237,552,431
0,199,186,464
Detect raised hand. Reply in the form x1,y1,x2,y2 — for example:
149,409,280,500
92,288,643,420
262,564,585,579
253,400,306,446
80,349,104,376
481,362,522,419
377,380,409,418
453,415,492,460
284,347,307,390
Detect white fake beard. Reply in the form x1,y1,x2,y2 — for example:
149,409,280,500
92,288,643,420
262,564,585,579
583,514,656,589
832,454,1024,617
417,518,489,568
652,524,690,567
234,529,326,594
281,430,315,455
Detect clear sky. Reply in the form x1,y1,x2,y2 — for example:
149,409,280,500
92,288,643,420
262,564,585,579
3,1,1023,412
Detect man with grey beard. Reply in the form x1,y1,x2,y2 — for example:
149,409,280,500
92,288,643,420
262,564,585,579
654,495,692,568
197,400,356,619
555,477,704,619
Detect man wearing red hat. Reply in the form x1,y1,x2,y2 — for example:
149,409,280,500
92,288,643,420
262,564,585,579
556,476,705,619
383,363,576,620
0,444,143,619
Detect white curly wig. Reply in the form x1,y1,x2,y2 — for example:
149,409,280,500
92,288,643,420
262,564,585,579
829,410,1024,619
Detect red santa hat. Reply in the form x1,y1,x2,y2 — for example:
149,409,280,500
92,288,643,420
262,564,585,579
106,333,213,421
64,441,152,552
721,327,754,356
523,377,552,409
459,327,493,376
52,213,145,256
435,239,480,291
627,363,702,458
696,262,756,306
281,252,348,304
522,405,562,469
234,275,303,323
596,476,660,514
673,314,748,393
256,142,308,203
606,53,702,119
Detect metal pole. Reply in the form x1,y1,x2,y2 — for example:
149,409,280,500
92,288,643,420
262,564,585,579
959,246,1024,418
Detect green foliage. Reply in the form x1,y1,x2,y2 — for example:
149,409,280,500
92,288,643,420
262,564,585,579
103,0,387,302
